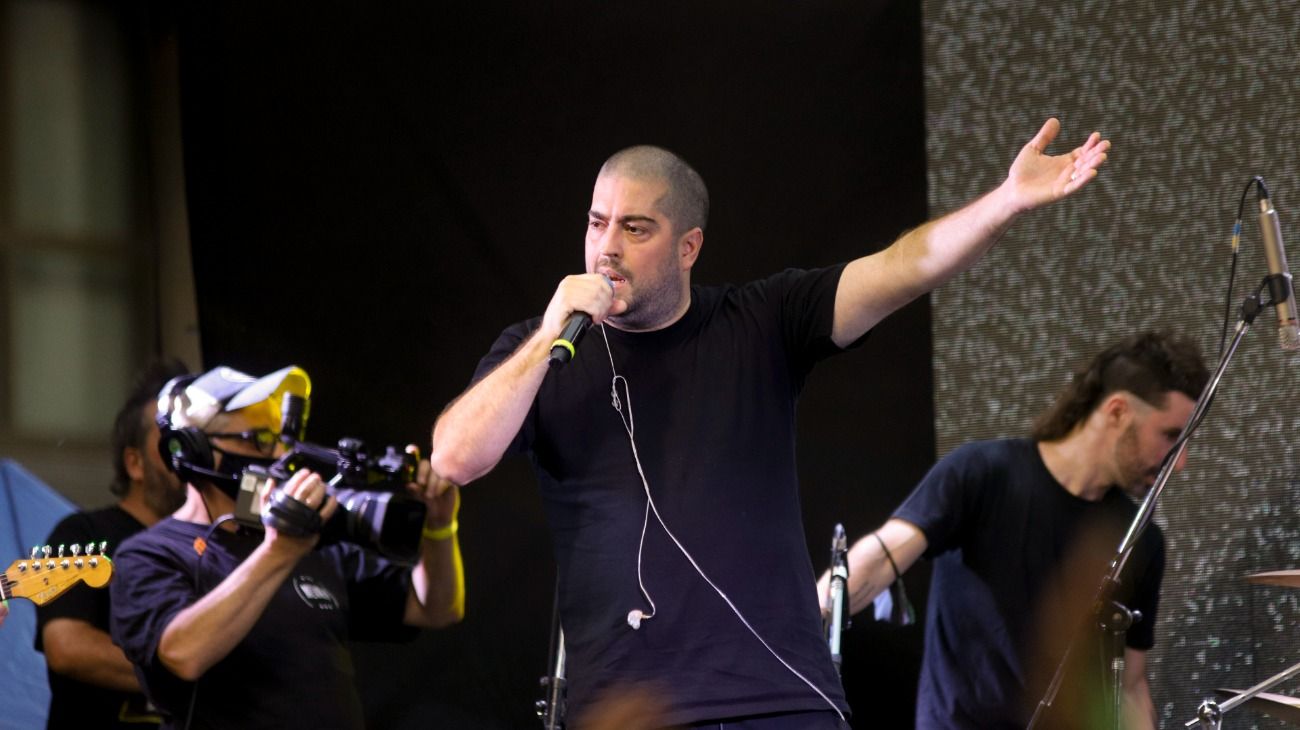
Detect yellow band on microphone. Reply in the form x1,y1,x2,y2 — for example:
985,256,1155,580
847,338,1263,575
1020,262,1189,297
550,338,576,359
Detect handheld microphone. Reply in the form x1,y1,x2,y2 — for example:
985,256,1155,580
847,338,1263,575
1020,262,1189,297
547,275,614,368
548,314,592,368
1258,179,1300,351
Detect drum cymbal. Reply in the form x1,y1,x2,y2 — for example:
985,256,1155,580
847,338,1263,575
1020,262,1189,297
1216,689,1300,725
1246,570,1300,588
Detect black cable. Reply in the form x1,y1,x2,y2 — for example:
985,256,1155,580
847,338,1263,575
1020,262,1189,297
1219,247,1239,360
1155,177,1270,489
180,512,237,730
1220,177,1264,358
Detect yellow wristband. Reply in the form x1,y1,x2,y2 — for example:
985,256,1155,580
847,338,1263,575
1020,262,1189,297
422,519,459,541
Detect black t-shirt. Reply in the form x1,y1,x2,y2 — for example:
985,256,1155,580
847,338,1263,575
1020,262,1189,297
894,438,1165,730
109,517,415,730
35,505,161,728
474,267,855,725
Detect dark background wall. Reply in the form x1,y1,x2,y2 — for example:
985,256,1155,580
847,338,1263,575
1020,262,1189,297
173,2,934,727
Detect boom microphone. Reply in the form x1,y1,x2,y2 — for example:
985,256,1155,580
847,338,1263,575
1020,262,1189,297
1258,179,1300,351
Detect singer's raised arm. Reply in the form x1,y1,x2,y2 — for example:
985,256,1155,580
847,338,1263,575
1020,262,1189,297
432,273,620,486
829,118,1109,348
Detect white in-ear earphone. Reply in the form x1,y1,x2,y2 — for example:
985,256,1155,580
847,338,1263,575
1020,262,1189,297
626,609,645,630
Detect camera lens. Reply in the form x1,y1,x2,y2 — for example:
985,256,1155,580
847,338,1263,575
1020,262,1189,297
324,488,427,562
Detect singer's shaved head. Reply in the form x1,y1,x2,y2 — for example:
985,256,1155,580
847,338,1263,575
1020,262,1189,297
1032,331,1208,441
599,146,708,236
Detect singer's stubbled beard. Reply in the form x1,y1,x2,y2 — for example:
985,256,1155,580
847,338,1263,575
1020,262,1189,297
602,248,686,331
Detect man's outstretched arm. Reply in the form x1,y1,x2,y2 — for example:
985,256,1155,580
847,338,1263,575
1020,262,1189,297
831,118,1110,347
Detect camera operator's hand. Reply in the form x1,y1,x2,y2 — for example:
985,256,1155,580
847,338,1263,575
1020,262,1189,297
407,448,460,529
259,469,338,558
403,448,465,628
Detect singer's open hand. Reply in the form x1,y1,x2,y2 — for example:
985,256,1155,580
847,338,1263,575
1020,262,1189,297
1002,118,1110,214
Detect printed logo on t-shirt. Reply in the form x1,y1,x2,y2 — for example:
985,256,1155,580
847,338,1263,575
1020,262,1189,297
292,575,340,611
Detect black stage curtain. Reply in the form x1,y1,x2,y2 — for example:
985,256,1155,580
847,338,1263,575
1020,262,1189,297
174,2,931,726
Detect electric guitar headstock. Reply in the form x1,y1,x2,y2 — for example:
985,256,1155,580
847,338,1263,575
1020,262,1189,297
1,542,113,606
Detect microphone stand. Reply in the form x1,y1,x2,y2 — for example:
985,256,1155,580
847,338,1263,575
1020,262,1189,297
1028,277,1278,730
536,581,567,730
826,523,849,674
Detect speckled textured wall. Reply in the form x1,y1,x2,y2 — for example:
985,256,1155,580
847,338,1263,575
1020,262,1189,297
923,2,1300,727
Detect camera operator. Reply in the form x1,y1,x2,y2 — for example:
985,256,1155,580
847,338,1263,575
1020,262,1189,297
109,366,464,730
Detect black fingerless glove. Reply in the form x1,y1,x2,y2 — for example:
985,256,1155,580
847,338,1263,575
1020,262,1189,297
262,487,324,537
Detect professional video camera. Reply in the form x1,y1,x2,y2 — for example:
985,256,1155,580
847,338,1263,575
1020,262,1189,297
158,367,428,562
233,394,428,562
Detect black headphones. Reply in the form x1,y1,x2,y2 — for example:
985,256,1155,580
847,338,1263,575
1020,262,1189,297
156,374,229,488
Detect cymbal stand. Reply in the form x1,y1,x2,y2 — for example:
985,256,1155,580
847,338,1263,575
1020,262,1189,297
1184,657,1300,729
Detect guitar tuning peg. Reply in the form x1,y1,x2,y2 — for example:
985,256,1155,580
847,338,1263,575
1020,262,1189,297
42,545,52,559
30,546,39,560
57,544,65,557
70,544,81,556
85,543,96,555
99,541,108,556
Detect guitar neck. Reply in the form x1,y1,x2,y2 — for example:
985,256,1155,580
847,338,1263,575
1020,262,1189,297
3,548,113,606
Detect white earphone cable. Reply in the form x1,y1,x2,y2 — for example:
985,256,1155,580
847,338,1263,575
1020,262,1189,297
596,324,845,723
